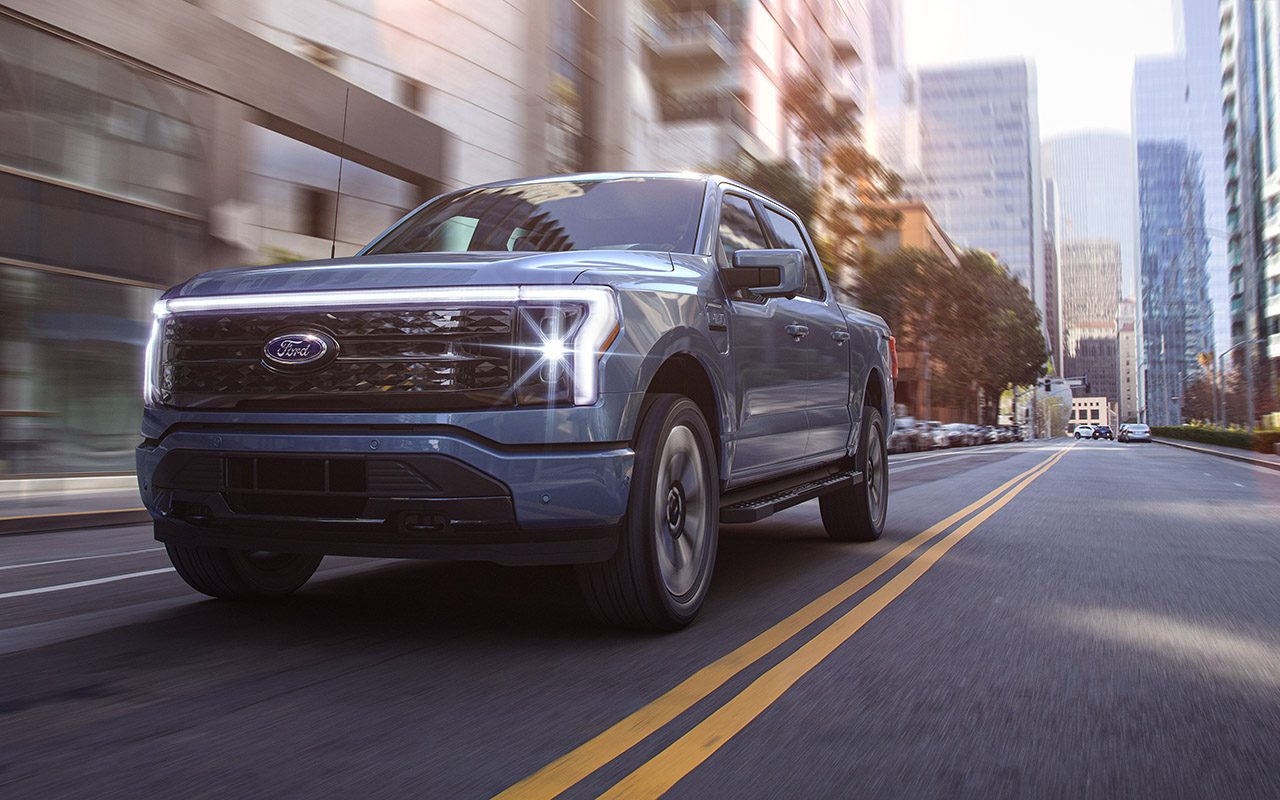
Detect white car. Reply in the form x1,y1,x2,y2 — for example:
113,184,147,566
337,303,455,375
1073,425,1094,439
1119,423,1151,443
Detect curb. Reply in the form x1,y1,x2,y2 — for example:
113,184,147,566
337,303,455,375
1153,438,1280,473
0,508,151,536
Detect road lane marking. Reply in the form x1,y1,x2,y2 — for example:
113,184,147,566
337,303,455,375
0,568,174,600
493,446,1072,800
0,547,165,572
596,445,1071,799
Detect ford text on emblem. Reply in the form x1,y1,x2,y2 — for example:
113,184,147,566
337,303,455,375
263,332,335,369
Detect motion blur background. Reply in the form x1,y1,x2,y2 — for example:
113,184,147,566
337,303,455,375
1,0,1277,480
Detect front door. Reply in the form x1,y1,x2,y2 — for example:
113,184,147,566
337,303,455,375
717,193,813,477
758,205,854,460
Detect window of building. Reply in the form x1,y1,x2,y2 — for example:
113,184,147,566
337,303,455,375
1091,409,1100,420
398,76,426,113
300,186,337,240
296,39,339,70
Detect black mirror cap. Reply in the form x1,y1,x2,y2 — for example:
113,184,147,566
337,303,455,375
728,249,804,296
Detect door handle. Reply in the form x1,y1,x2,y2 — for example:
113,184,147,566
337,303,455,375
831,330,851,346
785,323,810,340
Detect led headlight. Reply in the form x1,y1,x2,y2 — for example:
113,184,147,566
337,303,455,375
142,301,169,407
513,286,619,406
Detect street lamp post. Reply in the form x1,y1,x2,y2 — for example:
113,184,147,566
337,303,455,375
1218,338,1267,431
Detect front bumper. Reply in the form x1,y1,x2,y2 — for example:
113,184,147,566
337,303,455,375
137,428,633,565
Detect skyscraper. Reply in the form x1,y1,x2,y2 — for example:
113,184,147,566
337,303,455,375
906,61,1046,318
1136,139,1214,426
1060,240,1122,410
1041,133,1139,294
1043,179,1064,371
1134,1,1231,354
1040,132,1136,412
1220,0,1280,424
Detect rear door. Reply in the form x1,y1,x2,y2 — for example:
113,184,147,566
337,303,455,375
718,192,813,478
758,205,854,461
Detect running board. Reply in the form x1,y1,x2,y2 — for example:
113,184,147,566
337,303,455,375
719,470,862,524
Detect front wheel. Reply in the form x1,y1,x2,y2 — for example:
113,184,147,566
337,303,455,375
576,394,720,630
819,406,888,542
166,542,321,599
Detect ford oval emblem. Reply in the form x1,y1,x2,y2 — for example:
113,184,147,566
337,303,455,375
263,332,335,370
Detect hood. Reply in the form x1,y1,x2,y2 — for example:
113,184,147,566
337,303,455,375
167,251,675,299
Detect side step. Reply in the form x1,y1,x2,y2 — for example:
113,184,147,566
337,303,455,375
720,470,861,524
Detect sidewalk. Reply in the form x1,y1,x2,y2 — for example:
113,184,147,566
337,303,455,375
0,478,148,535
1152,437,1280,472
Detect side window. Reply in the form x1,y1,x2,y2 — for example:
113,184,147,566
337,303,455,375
762,207,824,300
718,194,769,265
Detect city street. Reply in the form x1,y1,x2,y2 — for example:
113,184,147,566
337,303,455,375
2,440,1279,799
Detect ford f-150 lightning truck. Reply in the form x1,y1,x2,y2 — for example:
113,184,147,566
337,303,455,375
138,173,896,629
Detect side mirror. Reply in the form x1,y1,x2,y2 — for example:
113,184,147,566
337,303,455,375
725,249,805,296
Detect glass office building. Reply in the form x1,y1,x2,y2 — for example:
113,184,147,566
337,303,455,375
906,61,1046,321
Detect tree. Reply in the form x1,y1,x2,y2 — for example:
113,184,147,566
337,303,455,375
708,152,816,227
1181,373,1216,423
780,75,901,282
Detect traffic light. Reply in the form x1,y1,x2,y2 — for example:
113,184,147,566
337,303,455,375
1084,373,1091,394
1044,378,1052,392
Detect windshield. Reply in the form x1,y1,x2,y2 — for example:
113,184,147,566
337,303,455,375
365,177,706,255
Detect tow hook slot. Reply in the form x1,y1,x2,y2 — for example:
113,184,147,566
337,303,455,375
400,513,447,536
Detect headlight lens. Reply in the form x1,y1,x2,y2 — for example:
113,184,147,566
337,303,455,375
142,302,168,407
512,286,619,406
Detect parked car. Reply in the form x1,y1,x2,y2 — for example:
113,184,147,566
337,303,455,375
983,426,1002,444
1119,423,1151,442
919,420,946,449
136,172,897,630
941,423,971,447
1074,425,1095,439
889,416,920,453
1093,425,1114,440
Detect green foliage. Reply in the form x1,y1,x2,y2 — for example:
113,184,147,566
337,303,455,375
857,247,1048,423
1151,425,1257,451
779,74,901,274
708,152,816,227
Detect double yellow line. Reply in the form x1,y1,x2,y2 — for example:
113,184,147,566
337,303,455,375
496,444,1073,800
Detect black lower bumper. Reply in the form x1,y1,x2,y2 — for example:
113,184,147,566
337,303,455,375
145,450,619,565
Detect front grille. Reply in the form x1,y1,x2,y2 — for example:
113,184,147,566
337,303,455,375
159,307,515,410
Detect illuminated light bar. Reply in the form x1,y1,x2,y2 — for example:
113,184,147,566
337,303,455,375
149,284,620,406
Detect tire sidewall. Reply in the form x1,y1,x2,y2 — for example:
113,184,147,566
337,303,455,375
629,396,719,625
859,408,888,534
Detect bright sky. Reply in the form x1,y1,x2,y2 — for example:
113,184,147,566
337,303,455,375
904,0,1178,138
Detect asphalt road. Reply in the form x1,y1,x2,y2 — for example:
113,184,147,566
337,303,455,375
2,439,1279,799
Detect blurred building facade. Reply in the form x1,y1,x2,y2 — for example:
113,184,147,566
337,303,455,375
1135,140,1213,426
1040,132,1137,417
1060,240,1122,413
1043,178,1064,371
0,0,884,476
903,61,1046,325
1219,0,1280,417
1118,298,1140,422
1135,0,1230,354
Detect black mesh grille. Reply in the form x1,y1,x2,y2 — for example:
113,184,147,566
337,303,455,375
159,307,515,410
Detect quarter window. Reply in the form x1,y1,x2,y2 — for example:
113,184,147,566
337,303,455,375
762,207,824,300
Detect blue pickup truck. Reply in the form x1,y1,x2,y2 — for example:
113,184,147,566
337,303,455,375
139,172,896,629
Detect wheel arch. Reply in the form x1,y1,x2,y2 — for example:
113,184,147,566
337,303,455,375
632,342,730,480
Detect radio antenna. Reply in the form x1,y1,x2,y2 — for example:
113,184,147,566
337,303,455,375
330,87,350,259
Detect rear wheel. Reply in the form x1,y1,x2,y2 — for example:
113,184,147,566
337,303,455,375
576,394,719,630
819,407,888,542
166,542,321,599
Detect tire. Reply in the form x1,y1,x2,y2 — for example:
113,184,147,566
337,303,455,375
166,542,322,599
819,406,888,542
576,394,719,630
